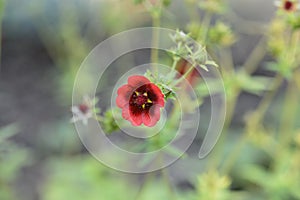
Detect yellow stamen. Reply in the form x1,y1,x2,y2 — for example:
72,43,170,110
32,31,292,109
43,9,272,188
143,92,148,96
142,104,145,109
147,99,152,103
135,91,139,96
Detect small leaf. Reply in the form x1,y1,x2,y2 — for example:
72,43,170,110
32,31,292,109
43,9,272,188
205,60,219,67
200,64,209,71
0,124,19,143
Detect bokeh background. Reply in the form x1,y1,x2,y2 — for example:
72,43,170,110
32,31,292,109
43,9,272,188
1,0,299,200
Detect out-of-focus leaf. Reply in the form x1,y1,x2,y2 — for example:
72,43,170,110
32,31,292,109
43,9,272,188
0,124,19,143
42,156,135,200
236,70,272,95
194,79,223,97
164,145,187,159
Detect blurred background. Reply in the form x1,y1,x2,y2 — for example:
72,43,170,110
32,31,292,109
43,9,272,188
1,0,299,200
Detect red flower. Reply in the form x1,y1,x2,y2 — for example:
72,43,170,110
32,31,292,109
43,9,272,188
275,0,299,12
284,0,294,11
116,75,165,127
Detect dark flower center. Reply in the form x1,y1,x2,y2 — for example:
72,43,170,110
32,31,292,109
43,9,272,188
79,104,89,114
284,1,294,11
130,90,153,110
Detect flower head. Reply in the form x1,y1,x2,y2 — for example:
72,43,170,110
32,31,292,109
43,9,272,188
275,0,300,12
71,95,97,125
116,75,165,127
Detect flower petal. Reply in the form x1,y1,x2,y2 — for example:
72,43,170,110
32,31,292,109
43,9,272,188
121,104,130,120
149,105,161,121
116,85,132,108
143,105,161,127
128,75,150,88
129,111,143,126
122,104,143,126
149,84,165,107
142,112,156,127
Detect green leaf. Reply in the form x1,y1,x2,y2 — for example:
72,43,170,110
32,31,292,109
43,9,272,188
0,124,19,143
236,71,272,95
200,64,209,71
205,60,219,67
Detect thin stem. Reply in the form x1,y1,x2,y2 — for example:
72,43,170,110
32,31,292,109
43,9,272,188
243,36,267,74
151,9,161,76
254,74,283,122
207,88,239,170
278,81,297,145
162,168,177,199
220,74,284,174
135,172,153,200
171,64,195,87
277,31,300,145
166,56,180,80
207,38,269,171
187,0,200,23
209,36,267,170
171,56,179,71
220,47,235,73
220,133,247,174
197,12,212,42
159,153,177,200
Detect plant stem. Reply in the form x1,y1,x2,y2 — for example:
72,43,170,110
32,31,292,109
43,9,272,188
187,0,200,23
278,73,298,147
243,36,267,74
254,74,283,124
207,87,239,170
171,56,179,71
159,153,177,200
135,172,153,200
277,31,300,146
171,63,195,87
197,12,212,42
151,10,161,76
161,168,177,199
220,74,284,174
220,47,235,74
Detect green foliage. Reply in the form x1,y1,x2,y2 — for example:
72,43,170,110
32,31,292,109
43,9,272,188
3,0,300,199
0,124,32,200
100,109,120,134
198,0,227,14
208,22,236,47
41,156,135,200
169,30,218,71
196,171,232,200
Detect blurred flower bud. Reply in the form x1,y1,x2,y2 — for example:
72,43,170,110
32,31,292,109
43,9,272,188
208,22,236,47
274,0,300,12
197,171,232,200
198,0,226,14
170,30,218,72
267,19,286,57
